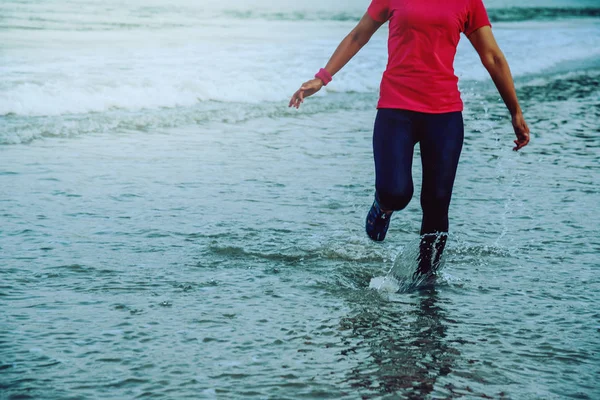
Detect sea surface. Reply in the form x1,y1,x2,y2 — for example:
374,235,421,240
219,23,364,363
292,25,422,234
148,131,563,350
1,0,599,399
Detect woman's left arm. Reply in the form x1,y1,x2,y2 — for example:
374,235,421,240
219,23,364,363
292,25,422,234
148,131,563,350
468,26,530,151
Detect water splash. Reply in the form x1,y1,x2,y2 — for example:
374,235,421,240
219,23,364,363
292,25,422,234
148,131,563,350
370,234,448,293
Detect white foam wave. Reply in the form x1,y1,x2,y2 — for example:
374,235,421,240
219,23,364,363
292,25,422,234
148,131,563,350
0,73,379,117
0,35,385,117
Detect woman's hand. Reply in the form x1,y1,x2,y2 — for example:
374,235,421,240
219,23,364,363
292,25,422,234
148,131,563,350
288,78,324,109
512,112,530,151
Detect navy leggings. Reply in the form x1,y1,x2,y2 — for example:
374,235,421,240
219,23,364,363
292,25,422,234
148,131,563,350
373,109,464,273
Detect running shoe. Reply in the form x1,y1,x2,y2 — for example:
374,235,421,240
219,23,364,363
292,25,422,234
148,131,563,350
365,196,393,241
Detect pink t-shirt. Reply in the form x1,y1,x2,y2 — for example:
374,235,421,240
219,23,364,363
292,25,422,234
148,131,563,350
367,0,491,113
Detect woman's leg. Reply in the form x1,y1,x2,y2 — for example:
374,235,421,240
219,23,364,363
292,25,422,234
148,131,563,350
367,109,418,241
373,109,418,210
416,112,464,276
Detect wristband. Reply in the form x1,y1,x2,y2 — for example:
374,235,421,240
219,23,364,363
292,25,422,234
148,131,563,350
314,68,332,86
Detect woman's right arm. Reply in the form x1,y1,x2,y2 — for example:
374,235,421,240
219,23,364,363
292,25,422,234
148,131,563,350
289,13,384,109
468,26,530,151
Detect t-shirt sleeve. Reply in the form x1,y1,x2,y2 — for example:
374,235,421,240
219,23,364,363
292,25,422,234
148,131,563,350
367,0,391,23
464,0,492,36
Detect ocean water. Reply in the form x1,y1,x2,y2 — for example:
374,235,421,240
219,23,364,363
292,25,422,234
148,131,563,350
1,0,599,399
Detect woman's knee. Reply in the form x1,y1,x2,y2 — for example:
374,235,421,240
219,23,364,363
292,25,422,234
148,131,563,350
377,186,413,211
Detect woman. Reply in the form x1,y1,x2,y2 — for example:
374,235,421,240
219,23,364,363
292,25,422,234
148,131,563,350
289,0,530,279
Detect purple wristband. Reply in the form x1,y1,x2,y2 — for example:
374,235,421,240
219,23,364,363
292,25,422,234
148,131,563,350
315,68,332,86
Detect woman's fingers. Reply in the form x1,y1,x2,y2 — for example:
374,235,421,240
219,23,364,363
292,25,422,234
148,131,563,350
288,89,298,107
513,140,524,151
511,114,531,151
513,126,530,151
295,90,304,108
289,88,307,109
289,89,303,108
513,134,527,151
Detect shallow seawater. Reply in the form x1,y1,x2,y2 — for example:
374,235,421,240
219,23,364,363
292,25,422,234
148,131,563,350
1,1,600,399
